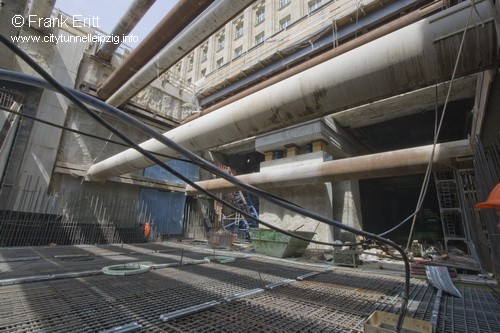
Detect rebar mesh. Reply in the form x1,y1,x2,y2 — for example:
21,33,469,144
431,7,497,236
1,247,499,332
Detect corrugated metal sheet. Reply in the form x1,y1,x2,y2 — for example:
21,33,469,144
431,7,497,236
425,265,462,298
139,189,186,235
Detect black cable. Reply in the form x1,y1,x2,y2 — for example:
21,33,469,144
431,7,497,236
0,105,209,166
0,73,312,213
0,61,334,249
0,35,409,330
0,67,328,228
1,98,392,248
0,72,347,242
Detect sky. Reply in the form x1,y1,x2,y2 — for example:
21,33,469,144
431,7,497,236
55,0,178,49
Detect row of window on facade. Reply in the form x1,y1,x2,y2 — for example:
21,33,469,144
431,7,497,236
216,0,322,51
181,0,324,79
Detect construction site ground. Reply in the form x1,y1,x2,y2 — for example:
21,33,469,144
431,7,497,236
0,241,499,332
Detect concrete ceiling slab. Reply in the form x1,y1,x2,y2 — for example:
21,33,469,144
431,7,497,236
331,75,477,128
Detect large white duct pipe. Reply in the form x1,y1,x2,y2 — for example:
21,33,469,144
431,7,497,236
105,0,255,107
186,140,472,194
96,0,156,62
87,0,497,181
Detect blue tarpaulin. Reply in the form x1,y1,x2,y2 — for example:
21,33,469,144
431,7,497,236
143,160,198,185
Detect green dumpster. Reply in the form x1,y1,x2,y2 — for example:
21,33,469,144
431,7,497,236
249,228,315,258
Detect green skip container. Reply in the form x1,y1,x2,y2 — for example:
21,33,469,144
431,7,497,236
249,228,315,258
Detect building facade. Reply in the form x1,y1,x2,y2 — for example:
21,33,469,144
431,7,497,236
171,0,381,99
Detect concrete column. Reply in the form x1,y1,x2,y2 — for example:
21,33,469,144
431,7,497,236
0,0,28,69
285,144,299,158
192,47,201,82
312,139,327,152
257,151,334,250
207,36,215,73
259,183,335,250
264,151,273,161
223,23,232,63
331,180,363,243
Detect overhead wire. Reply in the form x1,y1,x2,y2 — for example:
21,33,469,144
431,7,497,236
0,106,200,164
1,101,317,223
0,2,481,250
344,0,479,249
0,76,345,248
0,64,409,253
0,69,316,224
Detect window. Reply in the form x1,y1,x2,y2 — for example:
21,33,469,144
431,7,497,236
235,22,244,39
256,8,265,24
187,55,194,72
234,46,243,58
279,0,290,8
216,58,224,68
255,32,265,46
201,44,208,62
217,36,225,51
308,0,322,13
279,15,291,30
200,69,206,77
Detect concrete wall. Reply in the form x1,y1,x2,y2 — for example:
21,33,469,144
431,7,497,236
331,180,363,243
0,8,193,218
132,84,192,121
77,53,194,122
0,0,29,69
8,26,87,199
258,152,334,249
259,182,334,250
257,152,363,249
56,105,146,171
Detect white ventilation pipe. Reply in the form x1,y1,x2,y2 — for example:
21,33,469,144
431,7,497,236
186,140,472,194
87,0,497,181
105,0,255,106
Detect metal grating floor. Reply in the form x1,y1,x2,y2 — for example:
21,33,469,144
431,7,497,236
0,243,499,332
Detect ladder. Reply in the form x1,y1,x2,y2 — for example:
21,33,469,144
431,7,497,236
434,172,466,252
